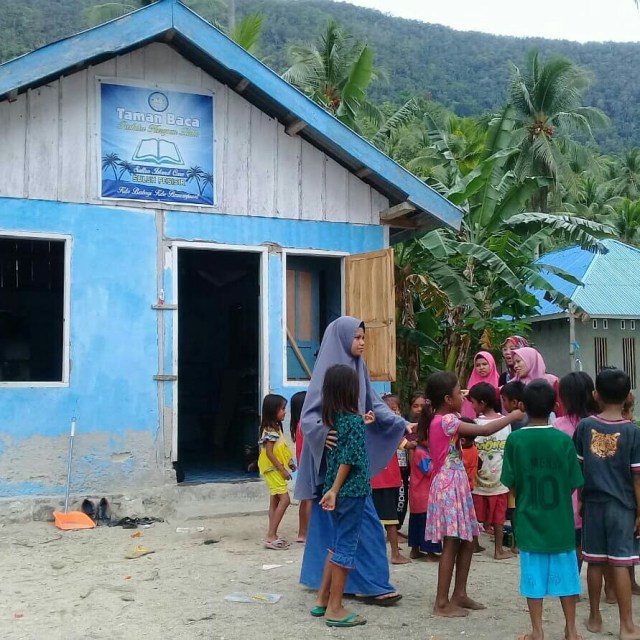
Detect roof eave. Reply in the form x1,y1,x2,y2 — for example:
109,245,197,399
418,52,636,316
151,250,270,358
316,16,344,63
0,0,462,234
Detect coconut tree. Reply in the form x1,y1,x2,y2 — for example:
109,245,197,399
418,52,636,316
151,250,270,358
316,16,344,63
599,198,640,246
102,152,121,181
282,21,382,132
509,49,609,211
396,105,614,381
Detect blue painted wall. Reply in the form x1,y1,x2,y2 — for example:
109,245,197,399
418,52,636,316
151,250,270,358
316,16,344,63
0,201,387,497
0,197,159,496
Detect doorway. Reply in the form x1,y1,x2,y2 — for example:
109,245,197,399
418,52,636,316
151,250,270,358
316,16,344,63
176,248,261,483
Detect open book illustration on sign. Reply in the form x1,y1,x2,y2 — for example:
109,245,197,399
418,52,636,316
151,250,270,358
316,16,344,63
132,138,184,165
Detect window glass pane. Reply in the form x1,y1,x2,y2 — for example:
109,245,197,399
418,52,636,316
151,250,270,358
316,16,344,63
297,271,313,342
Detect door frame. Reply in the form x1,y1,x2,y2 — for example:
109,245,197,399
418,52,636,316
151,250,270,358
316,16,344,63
281,248,348,387
169,241,269,462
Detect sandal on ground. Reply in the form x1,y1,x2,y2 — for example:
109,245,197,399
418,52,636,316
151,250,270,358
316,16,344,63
354,593,402,606
263,539,289,550
310,606,326,617
325,613,367,628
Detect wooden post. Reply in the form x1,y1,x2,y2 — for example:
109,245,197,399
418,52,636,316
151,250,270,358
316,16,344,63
569,303,576,372
286,327,313,379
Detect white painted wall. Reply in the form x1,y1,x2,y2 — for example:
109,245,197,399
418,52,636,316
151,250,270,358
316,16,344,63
0,43,388,225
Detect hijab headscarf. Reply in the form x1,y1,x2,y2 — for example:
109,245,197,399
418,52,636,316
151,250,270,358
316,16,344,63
502,335,529,381
514,346,559,386
466,351,500,390
294,316,407,501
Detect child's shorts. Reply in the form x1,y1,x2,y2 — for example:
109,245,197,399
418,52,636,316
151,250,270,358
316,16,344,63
520,550,581,598
372,487,400,525
582,501,640,566
263,469,288,496
329,496,366,569
408,512,442,554
473,492,508,525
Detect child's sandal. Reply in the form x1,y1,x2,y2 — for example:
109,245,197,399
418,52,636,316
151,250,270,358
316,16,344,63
263,539,289,550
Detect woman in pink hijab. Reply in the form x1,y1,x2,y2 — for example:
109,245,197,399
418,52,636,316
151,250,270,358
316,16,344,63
462,351,500,419
513,346,564,416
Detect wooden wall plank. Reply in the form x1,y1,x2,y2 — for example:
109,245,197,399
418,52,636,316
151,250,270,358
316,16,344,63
325,156,348,222
275,125,301,219
370,189,389,226
200,73,224,211
347,172,372,225
26,84,59,200
224,89,251,215
249,107,276,216
59,72,88,202
144,43,175,84
300,139,325,221
115,51,145,78
0,95,27,198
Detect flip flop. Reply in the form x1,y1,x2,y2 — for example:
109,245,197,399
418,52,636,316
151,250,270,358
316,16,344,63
125,545,155,560
354,593,402,606
309,606,326,617
325,613,367,628
263,539,289,550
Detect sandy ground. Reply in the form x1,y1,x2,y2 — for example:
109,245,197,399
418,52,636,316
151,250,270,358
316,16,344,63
0,508,633,640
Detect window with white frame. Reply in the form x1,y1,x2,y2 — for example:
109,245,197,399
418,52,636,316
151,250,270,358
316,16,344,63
603,319,609,330
622,320,627,330
285,255,342,381
593,320,598,329
632,320,637,331
0,237,66,382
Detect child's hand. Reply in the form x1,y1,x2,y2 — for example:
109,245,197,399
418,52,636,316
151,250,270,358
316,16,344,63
320,490,337,511
406,422,417,434
461,389,469,398
279,466,292,481
325,429,338,449
363,411,375,425
288,460,297,471
404,440,417,450
509,409,525,422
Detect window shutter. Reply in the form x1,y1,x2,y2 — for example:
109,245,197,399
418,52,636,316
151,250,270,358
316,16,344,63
345,248,396,381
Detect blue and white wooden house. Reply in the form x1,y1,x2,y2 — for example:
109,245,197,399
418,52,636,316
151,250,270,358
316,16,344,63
0,0,460,495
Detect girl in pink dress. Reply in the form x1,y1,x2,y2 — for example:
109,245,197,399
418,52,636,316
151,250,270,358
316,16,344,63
422,371,524,617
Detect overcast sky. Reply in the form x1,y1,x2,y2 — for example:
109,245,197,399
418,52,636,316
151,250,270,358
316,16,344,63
345,0,640,43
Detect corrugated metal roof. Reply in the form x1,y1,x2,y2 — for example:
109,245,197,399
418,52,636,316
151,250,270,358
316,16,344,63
533,239,640,317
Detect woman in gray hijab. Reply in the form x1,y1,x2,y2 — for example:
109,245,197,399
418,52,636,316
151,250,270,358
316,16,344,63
296,316,410,604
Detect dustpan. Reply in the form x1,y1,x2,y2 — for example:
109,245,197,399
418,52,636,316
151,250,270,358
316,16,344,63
53,418,96,531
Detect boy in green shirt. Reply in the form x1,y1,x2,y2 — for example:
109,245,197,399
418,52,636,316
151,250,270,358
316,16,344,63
501,379,584,640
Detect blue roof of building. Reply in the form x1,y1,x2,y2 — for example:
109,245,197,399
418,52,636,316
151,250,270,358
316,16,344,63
0,0,461,238
533,239,640,318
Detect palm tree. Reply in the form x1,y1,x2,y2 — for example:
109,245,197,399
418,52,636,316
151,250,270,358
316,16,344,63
186,165,204,192
199,172,214,196
509,49,609,211
85,0,156,26
117,160,135,181
608,149,640,199
600,198,640,246
102,152,121,180
282,21,382,132
397,106,614,379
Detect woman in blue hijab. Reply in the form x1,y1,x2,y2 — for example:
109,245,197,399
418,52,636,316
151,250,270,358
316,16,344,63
295,316,410,604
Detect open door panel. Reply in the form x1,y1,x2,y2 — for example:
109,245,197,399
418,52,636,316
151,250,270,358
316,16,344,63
345,248,396,382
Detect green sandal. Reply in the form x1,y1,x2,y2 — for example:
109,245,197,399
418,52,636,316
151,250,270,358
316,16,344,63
325,613,367,627
309,606,326,617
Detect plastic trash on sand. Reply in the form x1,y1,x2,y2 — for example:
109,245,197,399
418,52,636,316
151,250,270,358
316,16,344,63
262,564,282,570
224,592,281,604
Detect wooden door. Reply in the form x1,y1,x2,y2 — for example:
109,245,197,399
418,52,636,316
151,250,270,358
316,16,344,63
345,248,396,381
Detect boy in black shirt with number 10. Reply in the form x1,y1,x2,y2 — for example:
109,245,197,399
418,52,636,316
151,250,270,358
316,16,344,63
574,368,640,640
501,380,584,640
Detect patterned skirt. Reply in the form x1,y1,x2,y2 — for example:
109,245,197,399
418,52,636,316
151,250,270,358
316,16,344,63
425,467,480,543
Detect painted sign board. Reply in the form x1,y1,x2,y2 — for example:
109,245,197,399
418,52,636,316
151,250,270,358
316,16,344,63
100,81,214,205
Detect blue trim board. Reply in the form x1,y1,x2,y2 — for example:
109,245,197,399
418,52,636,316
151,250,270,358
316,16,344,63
0,0,462,232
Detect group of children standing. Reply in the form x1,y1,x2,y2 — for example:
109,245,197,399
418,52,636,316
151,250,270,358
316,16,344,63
255,338,640,638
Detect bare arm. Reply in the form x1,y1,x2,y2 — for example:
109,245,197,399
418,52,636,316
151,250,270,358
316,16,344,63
265,441,290,480
458,410,524,438
320,463,351,511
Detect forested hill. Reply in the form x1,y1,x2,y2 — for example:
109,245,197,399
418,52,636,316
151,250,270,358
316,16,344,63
3,0,640,150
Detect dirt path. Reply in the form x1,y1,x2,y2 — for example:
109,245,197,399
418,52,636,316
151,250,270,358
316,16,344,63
0,510,629,639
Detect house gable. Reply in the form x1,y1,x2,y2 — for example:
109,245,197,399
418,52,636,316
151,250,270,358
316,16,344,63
0,43,388,224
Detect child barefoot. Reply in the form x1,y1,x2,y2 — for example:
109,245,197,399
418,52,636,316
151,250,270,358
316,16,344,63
575,369,640,640
422,372,524,617
258,394,295,549
314,364,373,628
501,380,584,640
